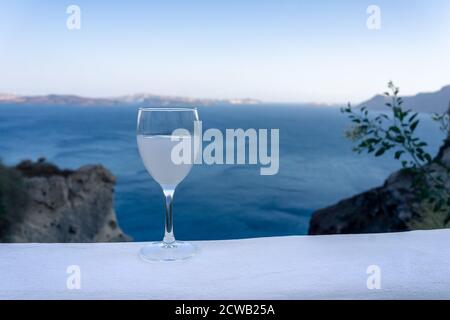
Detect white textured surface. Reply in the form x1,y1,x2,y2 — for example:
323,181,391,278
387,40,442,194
1,229,450,299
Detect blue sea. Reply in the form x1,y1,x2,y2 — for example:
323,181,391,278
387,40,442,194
0,104,445,240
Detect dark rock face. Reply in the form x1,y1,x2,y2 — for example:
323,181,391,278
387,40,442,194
309,118,450,235
16,158,74,178
308,171,416,235
5,160,131,242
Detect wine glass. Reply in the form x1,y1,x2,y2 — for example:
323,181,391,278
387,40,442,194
136,107,199,261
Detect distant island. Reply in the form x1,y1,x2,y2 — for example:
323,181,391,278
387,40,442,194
1,85,449,112
358,85,450,114
0,93,261,107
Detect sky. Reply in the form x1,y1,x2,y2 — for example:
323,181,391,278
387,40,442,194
0,0,449,103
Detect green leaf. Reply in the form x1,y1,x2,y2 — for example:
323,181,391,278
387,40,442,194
394,151,404,159
375,148,386,157
415,142,428,147
365,138,379,144
408,113,418,123
389,126,401,133
410,120,419,132
416,148,425,154
417,153,424,161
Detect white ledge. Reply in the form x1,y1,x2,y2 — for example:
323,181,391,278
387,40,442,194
1,229,450,299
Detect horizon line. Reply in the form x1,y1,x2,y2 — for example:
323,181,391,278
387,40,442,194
1,83,449,106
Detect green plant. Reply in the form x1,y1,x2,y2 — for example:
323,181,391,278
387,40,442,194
432,111,449,134
341,82,450,225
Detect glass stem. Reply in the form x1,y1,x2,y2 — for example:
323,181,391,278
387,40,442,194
163,189,175,244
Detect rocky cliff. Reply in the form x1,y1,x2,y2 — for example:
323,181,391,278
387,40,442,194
2,159,131,242
309,119,450,235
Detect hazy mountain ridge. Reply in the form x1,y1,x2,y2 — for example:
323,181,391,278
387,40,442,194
0,93,261,107
358,85,450,114
2,85,449,110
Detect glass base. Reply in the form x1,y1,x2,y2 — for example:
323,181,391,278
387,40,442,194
139,241,197,262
